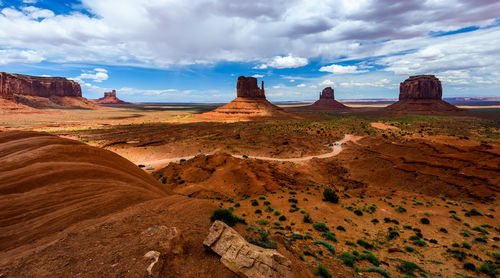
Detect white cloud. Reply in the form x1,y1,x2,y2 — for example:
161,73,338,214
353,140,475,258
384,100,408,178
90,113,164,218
297,83,306,87
252,74,264,78
22,0,38,3
0,49,44,65
263,54,308,69
319,64,368,74
320,79,335,86
21,6,54,19
309,85,317,88
339,79,391,88
272,85,281,89
73,68,109,83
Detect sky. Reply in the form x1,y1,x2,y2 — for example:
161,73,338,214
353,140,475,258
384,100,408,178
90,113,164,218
1,0,500,102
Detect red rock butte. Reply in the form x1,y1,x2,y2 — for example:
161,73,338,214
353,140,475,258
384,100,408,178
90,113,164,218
199,76,293,120
298,87,350,110
94,89,130,105
385,75,461,114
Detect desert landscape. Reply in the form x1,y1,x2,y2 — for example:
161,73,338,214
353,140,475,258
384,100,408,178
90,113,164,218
1,1,499,278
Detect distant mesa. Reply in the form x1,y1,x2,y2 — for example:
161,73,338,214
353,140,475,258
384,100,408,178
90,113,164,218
0,72,97,109
199,76,293,120
298,86,350,110
385,75,461,114
94,90,130,105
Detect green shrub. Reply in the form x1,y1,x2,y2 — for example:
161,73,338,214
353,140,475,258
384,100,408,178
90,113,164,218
414,240,426,246
420,217,430,224
397,261,421,276
273,210,281,216
323,188,339,203
439,227,448,233
472,226,489,234
303,213,312,223
395,205,407,213
404,246,414,252
248,228,277,249
278,215,286,221
479,263,499,277
465,209,483,216
357,239,374,250
371,218,379,224
210,209,245,226
251,199,259,206
354,209,363,216
258,195,266,200
363,267,390,278
451,214,462,221
314,264,332,278
255,209,262,214
314,240,335,255
313,222,330,232
288,198,298,203
463,262,476,271
360,251,380,266
341,252,356,267
462,241,472,249
321,232,337,242
345,240,356,246
337,225,346,231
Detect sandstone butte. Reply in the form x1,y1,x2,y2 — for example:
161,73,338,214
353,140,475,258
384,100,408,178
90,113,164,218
94,90,130,105
385,75,461,113
199,76,294,120
299,86,350,110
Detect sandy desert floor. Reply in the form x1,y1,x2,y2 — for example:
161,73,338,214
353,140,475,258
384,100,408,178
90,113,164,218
1,104,499,277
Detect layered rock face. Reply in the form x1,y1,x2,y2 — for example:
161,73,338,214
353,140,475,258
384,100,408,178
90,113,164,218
95,90,129,105
0,72,81,98
237,76,265,98
204,220,295,278
399,75,442,100
319,87,334,99
386,75,461,114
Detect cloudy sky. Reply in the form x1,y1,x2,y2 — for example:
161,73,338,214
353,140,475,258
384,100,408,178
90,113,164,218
1,0,499,102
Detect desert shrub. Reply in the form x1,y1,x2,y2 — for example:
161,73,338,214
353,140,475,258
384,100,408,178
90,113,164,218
258,195,266,200
341,252,356,267
251,199,259,206
323,188,339,203
314,264,332,278
429,239,438,244
383,217,392,223
388,230,400,240
371,218,379,224
463,262,476,271
313,222,329,232
439,227,448,233
472,226,489,234
395,206,407,213
451,214,462,221
447,249,467,261
273,210,281,216
462,241,472,249
265,206,274,212
403,224,412,229
354,209,363,216
345,240,356,246
337,225,346,231
404,246,414,252
263,201,271,206
363,267,390,278
474,237,487,243
452,242,460,247
303,213,312,223
248,228,276,249
278,215,286,221
414,240,426,246
314,240,335,255
357,239,374,250
460,230,471,237
409,235,420,241
492,252,500,260
397,261,421,276
210,209,245,226
465,209,483,216
479,263,499,277
255,209,262,214
420,217,430,224
256,219,269,225
321,232,337,242
288,198,298,203
360,251,380,266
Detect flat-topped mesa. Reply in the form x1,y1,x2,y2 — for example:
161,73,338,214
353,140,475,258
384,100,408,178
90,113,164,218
0,72,81,98
399,75,442,100
319,86,335,99
104,90,116,98
236,76,265,98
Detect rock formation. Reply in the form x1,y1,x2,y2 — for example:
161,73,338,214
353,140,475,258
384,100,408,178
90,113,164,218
199,76,294,120
385,75,461,114
297,86,350,110
95,90,130,105
204,220,295,278
237,76,265,98
0,72,98,109
0,72,81,98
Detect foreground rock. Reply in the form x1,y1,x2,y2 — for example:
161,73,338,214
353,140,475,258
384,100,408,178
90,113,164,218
298,86,350,110
0,72,97,109
203,220,294,278
94,90,130,105
385,75,461,114
199,76,293,120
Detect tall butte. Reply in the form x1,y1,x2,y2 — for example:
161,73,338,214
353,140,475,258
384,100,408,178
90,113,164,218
199,76,292,120
385,75,461,113
299,86,350,110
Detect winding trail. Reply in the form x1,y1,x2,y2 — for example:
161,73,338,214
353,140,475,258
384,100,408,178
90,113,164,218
137,134,359,169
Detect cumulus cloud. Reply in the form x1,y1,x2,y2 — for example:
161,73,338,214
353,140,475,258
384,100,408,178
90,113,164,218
0,49,44,65
339,79,391,88
320,80,335,86
73,68,109,83
319,64,368,74
252,74,264,78
297,83,306,87
257,55,308,69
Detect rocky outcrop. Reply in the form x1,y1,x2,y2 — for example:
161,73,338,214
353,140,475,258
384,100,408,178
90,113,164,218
319,87,334,99
386,75,461,114
237,76,265,98
95,90,130,105
297,86,350,110
0,72,81,98
204,220,294,278
199,76,293,120
399,75,442,100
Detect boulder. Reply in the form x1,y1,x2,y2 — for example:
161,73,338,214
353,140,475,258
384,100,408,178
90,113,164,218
237,76,265,98
399,75,442,100
0,72,81,98
203,220,294,278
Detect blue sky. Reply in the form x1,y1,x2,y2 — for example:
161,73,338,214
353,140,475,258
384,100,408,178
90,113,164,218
1,0,500,102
